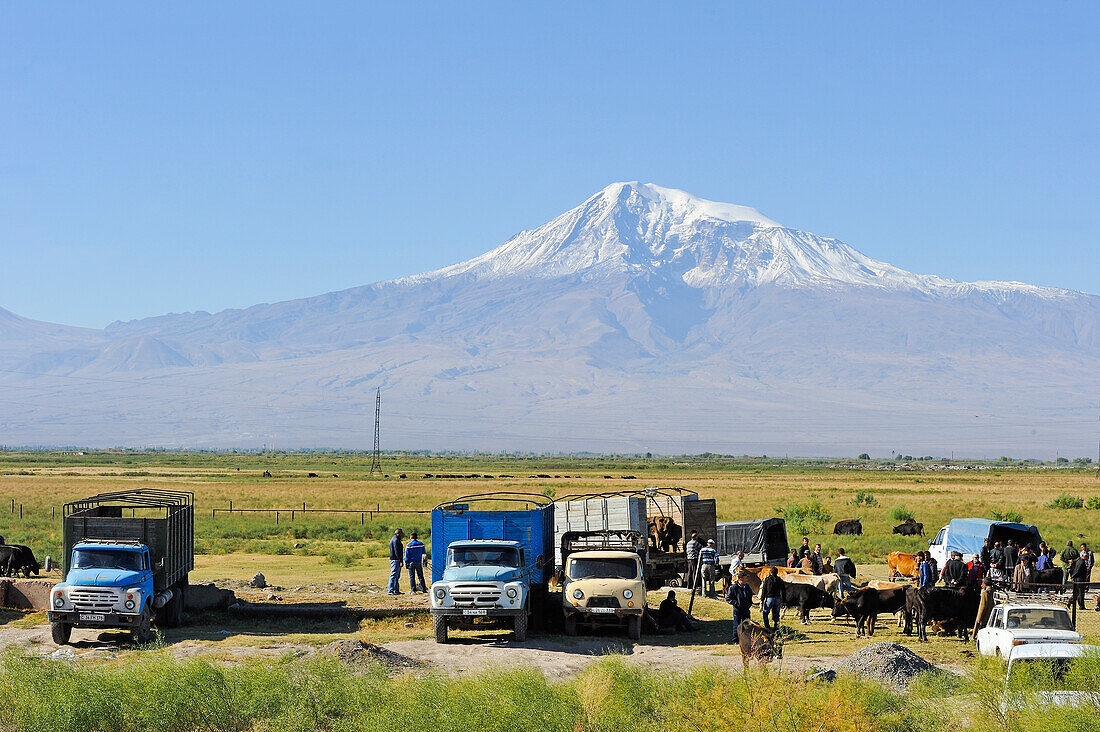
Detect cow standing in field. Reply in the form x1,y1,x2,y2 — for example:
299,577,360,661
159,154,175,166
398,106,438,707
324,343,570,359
0,545,39,577
892,520,924,536
888,551,920,581
781,581,834,624
832,586,909,637
908,585,980,642
833,519,863,536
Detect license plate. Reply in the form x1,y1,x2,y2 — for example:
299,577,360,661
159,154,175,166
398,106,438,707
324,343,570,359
462,609,488,616
78,613,105,622
587,607,615,614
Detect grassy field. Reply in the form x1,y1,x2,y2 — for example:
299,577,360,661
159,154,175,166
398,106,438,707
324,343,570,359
1,450,1097,567
0,650,1096,732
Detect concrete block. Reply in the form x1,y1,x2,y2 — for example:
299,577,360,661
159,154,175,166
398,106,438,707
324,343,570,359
3,579,54,611
184,583,236,612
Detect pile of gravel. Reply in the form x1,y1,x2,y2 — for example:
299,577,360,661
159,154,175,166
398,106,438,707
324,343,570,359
323,640,424,671
829,642,940,691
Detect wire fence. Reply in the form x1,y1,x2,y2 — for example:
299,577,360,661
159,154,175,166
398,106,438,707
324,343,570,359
209,501,431,524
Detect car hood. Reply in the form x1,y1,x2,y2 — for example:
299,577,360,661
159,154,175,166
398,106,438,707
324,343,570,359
444,566,524,583
66,568,144,588
1013,630,1083,642
1004,691,1100,710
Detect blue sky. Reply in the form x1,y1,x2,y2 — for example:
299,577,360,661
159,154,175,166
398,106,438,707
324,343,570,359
2,3,1098,328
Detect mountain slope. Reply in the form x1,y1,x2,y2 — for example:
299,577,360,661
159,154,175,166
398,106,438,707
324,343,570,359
0,182,1097,455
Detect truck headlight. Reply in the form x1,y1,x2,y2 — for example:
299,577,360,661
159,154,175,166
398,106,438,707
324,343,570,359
573,589,584,600
124,600,135,610
506,587,518,598
54,595,64,608
434,587,446,600
622,589,633,599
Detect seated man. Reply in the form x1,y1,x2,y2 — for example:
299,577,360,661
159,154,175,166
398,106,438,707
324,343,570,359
657,590,695,632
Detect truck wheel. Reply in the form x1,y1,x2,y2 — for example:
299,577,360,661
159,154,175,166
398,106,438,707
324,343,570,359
51,622,71,645
564,613,577,636
514,609,528,642
433,615,448,644
131,621,152,645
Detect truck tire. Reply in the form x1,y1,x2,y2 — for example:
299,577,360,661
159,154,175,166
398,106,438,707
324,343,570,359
627,614,642,641
514,609,528,642
433,614,448,644
564,613,577,636
51,622,71,645
131,620,152,645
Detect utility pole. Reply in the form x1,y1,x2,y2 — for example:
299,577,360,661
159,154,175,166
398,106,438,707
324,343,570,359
370,388,382,476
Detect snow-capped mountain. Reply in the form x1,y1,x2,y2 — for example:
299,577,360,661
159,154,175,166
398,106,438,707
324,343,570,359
1,182,1097,456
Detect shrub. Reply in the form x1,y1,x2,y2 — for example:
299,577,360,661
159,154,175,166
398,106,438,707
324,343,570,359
849,490,878,508
1086,496,1100,510
776,499,832,535
990,509,1024,523
857,453,870,460
1047,493,1084,510
323,552,357,566
888,505,915,523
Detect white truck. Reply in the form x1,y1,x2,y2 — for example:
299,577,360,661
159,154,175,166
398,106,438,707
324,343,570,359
928,517,1042,567
976,603,1082,658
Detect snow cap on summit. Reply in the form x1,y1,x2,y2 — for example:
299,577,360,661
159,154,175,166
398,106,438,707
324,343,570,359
596,182,781,228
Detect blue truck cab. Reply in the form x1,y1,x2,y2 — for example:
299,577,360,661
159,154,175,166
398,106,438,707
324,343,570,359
429,493,554,643
47,490,194,646
49,541,156,643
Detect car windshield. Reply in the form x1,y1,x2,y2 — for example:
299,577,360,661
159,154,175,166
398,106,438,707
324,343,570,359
1006,608,1073,631
569,558,639,580
72,549,143,571
449,547,520,568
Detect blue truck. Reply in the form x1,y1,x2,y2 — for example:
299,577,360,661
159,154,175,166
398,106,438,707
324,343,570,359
429,492,554,643
47,490,194,645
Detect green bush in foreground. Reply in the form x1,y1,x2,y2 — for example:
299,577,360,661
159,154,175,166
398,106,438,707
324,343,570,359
0,651,1099,732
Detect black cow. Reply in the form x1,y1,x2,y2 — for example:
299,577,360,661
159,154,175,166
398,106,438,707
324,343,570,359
833,519,863,536
782,581,834,624
832,586,908,637
1032,568,1065,593
909,586,979,642
892,521,924,536
0,545,39,577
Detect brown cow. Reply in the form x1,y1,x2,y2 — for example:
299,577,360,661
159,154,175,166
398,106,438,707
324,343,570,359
648,517,683,553
737,620,780,665
888,551,920,580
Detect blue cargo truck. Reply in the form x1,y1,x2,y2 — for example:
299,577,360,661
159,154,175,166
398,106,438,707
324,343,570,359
48,490,193,645
429,493,554,643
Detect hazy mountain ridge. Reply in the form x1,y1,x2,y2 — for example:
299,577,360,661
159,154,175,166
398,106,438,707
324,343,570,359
1,182,1097,454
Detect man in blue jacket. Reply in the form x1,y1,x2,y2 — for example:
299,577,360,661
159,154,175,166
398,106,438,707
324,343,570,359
388,528,404,595
725,570,753,639
403,531,427,593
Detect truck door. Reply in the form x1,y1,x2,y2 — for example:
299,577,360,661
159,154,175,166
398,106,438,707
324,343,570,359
684,499,717,545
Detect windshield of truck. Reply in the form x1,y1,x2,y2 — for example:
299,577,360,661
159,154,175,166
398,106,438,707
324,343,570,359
449,547,520,568
72,549,144,571
569,557,639,580
1006,609,1073,631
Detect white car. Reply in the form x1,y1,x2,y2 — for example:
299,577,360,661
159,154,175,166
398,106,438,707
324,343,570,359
1002,644,1100,711
976,604,1083,658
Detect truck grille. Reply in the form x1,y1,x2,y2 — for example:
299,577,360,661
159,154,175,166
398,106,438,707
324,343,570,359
450,583,501,608
586,596,621,609
69,588,120,612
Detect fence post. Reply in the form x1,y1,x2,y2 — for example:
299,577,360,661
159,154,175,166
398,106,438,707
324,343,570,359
361,513,364,525
276,511,280,525
19,504,22,519
1072,596,1078,630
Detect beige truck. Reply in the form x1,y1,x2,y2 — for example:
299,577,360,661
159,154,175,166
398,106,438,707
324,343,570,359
560,531,647,640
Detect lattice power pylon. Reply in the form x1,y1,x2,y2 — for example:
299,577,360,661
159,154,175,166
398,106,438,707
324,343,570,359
369,388,382,476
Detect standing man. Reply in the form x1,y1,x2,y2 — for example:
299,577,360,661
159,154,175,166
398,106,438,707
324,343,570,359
699,539,719,597
942,551,967,589
917,552,935,588
1081,543,1095,581
989,541,1005,583
809,544,825,575
387,528,404,595
1070,549,1091,610
728,549,746,578
725,571,753,638
972,578,995,640
1004,540,1018,578
1061,540,1079,568
834,548,856,599
798,537,812,560
685,530,703,591
979,539,992,576
1035,548,1052,572
760,566,784,632
403,531,427,593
